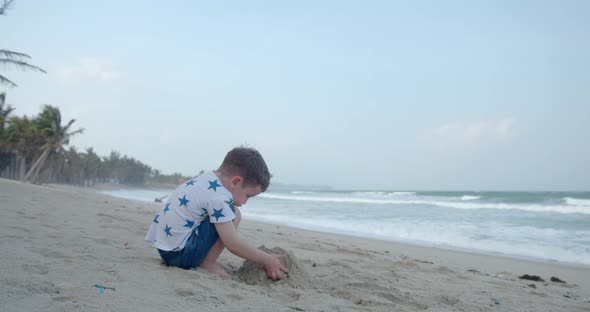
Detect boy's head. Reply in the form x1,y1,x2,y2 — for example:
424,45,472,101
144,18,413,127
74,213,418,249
217,147,271,205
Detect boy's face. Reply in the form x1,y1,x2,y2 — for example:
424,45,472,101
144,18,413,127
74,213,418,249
228,176,262,207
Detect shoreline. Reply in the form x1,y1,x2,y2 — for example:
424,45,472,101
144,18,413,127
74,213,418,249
2,178,589,311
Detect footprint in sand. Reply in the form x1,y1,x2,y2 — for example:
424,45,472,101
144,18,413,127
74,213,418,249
439,295,460,306
98,264,122,280
6,225,31,234
34,247,69,259
25,280,59,295
21,264,49,275
46,233,64,239
52,296,78,302
90,237,110,245
343,281,429,310
173,287,208,301
288,292,302,301
175,288,195,297
96,212,131,223
226,293,243,300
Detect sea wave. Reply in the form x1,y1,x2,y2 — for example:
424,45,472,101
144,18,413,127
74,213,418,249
258,193,590,215
351,191,416,197
290,191,316,195
460,195,481,201
565,197,590,207
392,191,416,196
351,191,388,196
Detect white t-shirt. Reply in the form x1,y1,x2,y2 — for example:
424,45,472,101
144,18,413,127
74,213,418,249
145,171,236,251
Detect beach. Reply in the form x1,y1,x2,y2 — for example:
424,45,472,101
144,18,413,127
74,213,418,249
1,178,589,312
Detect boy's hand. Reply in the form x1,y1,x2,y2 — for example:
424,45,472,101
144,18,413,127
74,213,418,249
263,254,289,280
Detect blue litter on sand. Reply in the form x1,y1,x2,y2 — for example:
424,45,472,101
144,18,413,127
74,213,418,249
94,284,115,294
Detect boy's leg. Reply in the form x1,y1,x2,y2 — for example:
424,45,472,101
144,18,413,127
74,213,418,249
200,208,241,278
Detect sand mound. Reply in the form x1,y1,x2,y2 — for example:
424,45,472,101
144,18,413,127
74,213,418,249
235,246,316,289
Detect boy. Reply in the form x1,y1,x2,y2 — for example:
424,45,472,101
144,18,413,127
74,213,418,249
145,147,288,280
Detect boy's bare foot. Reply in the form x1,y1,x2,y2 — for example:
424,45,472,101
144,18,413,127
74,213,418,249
200,262,230,279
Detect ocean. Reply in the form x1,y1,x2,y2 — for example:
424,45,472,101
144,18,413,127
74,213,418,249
101,188,590,266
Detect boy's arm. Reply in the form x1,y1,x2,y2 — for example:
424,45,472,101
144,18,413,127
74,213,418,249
214,222,288,280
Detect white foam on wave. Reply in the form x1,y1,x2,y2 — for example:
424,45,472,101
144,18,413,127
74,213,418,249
258,193,590,215
351,191,416,197
351,191,387,196
391,191,416,196
565,197,590,207
460,195,481,201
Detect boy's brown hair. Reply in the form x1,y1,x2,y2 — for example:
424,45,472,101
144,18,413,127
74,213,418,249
218,147,271,191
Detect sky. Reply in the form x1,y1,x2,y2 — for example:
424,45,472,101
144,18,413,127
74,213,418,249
2,0,589,191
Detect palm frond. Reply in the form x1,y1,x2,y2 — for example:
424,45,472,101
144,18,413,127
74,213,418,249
0,49,32,60
1,106,15,118
64,128,85,140
61,119,76,133
0,58,47,73
59,128,84,145
0,73,17,87
0,0,15,15
69,128,84,136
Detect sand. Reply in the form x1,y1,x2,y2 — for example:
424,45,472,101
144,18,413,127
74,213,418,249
1,178,589,311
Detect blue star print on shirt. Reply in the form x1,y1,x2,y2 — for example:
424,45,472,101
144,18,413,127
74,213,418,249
185,180,195,187
183,219,195,228
164,224,173,237
199,208,208,217
153,215,159,223
163,203,170,214
211,208,225,221
208,180,221,192
225,198,236,213
178,195,190,207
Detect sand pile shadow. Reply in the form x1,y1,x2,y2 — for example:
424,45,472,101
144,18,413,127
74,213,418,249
235,245,317,289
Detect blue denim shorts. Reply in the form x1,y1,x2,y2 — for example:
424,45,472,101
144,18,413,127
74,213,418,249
158,216,219,270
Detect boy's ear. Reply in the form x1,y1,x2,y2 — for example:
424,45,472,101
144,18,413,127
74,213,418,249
230,176,243,186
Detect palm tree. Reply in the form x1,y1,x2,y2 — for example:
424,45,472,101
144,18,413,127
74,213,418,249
99,151,122,183
0,92,17,177
1,1,46,87
0,92,14,132
23,105,83,183
61,146,82,184
2,115,37,180
81,147,100,186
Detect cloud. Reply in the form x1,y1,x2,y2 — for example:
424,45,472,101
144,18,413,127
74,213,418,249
425,117,516,148
55,57,122,84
